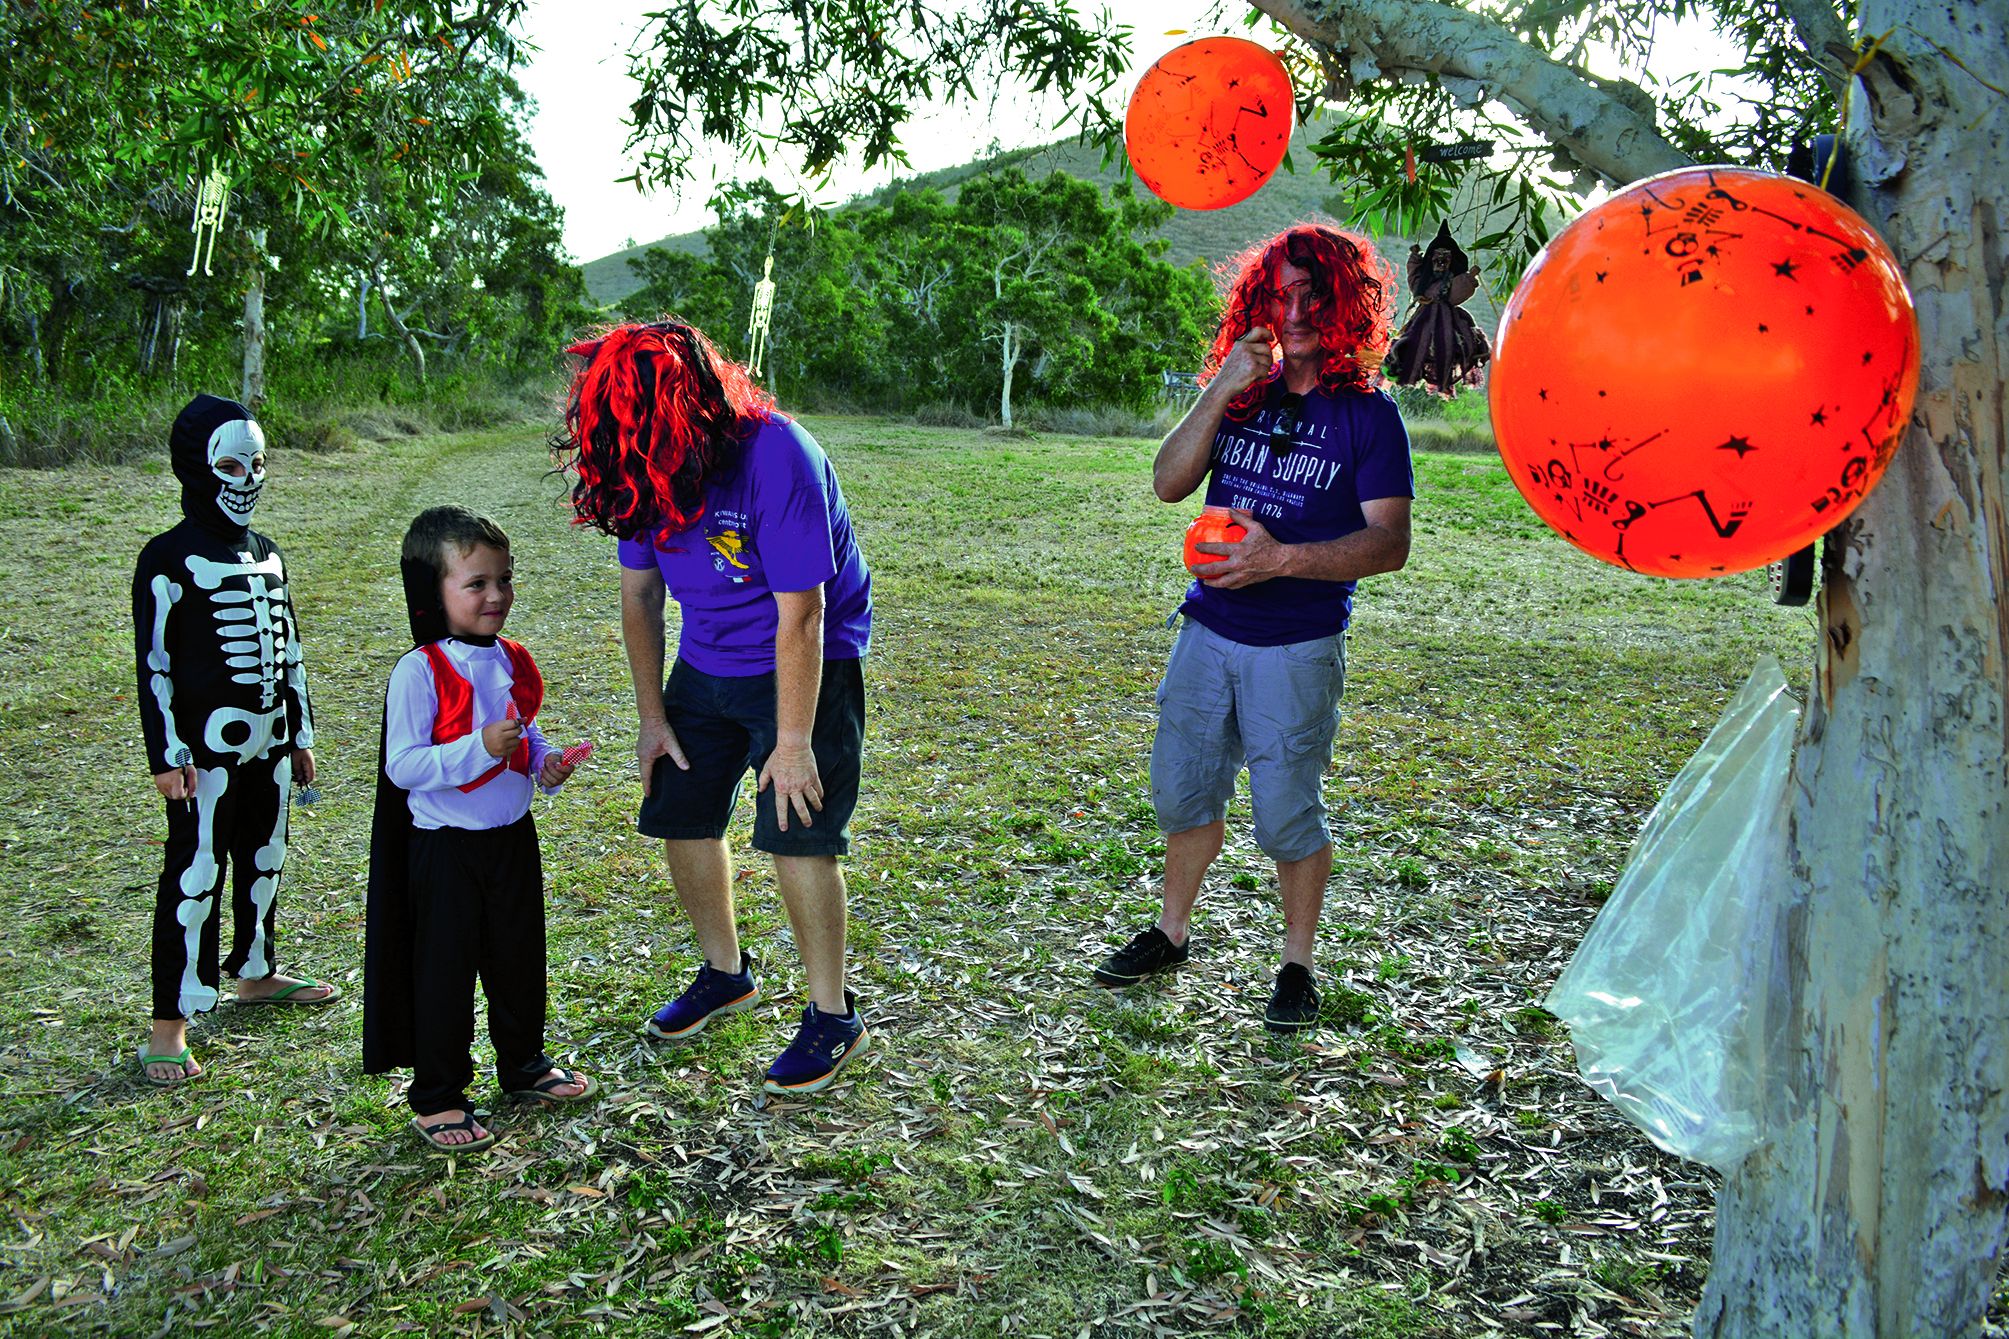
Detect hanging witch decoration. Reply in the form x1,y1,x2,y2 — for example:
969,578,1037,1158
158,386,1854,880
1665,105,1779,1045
1384,222,1491,397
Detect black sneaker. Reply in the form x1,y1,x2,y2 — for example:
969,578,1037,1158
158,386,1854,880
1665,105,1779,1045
1264,963,1319,1033
1092,926,1190,988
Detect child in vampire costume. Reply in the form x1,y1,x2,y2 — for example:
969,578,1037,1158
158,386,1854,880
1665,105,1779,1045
364,505,596,1154
132,395,336,1088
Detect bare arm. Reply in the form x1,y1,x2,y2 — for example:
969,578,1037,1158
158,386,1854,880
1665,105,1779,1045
1191,498,1413,589
759,585,826,831
1153,326,1276,502
620,563,687,792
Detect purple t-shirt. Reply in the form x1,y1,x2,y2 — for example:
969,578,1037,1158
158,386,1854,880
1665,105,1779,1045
617,415,872,676
1180,382,1413,646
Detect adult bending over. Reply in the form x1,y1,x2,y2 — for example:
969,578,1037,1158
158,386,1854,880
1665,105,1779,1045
557,322,874,1094
1093,225,1414,1033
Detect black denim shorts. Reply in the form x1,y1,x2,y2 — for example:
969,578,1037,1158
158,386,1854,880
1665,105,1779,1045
636,657,866,857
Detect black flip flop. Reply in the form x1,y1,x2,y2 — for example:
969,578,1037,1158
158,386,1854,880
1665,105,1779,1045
506,1068,597,1106
412,1110,496,1155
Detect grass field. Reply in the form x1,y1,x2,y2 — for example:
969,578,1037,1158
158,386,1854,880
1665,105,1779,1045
0,415,1813,1336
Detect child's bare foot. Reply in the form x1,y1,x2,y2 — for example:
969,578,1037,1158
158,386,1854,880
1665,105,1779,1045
414,1108,493,1152
509,1067,597,1105
139,1021,201,1086
532,1068,590,1099
235,973,341,1006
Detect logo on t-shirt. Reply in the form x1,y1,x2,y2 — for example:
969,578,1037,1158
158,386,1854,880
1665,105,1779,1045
708,530,751,571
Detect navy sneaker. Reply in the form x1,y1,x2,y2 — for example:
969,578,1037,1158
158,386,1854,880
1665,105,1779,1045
1092,925,1190,987
644,952,762,1040
763,990,870,1095
1264,962,1320,1034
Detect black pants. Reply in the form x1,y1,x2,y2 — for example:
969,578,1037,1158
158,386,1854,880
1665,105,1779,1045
151,750,289,1021
406,816,552,1116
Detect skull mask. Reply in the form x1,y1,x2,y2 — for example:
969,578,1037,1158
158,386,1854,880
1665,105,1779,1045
169,394,267,535
208,417,266,527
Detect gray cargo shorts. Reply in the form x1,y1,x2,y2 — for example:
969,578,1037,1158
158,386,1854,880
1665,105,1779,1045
1149,617,1346,862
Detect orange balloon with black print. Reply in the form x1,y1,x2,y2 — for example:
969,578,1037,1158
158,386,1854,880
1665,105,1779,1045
1488,165,1919,578
1124,37,1294,211
1184,506,1247,571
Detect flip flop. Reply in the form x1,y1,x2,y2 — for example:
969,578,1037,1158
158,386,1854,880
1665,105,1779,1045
234,976,343,1007
412,1110,496,1155
137,1045,204,1088
506,1068,598,1106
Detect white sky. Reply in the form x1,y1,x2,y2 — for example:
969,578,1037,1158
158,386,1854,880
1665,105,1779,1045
514,0,1225,263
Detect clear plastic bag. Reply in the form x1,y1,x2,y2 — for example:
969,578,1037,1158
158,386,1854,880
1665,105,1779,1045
1545,657,1801,1172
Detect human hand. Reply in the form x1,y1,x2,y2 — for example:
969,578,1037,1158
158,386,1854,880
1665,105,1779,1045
1216,326,1277,396
481,716,524,759
538,754,575,788
291,748,316,785
756,740,822,832
153,764,197,801
1194,509,1289,589
636,717,689,797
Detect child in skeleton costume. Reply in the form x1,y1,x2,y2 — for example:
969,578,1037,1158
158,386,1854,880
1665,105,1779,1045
131,395,337,1088
364,506,596,1154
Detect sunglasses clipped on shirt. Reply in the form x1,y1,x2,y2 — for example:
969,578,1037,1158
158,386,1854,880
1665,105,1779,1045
1271,391,1304,459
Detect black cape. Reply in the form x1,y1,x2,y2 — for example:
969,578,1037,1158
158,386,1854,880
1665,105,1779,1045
361,557,452,1074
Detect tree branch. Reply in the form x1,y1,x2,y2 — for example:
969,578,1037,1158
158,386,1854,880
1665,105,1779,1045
1252,0,1693,185
1775,0,1854,94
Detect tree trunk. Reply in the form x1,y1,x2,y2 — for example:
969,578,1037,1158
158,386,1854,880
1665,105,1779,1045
357,271,371,341
1695,4,2009,1334
999,319,1018,428
371,262,427,385
241,227,267,411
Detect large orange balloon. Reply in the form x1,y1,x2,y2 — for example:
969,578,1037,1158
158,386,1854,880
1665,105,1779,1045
1489,166,1919,577
1124,38,1293,211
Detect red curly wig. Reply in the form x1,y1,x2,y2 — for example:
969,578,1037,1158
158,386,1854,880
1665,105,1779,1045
1204,223,1395,418
554,321,777,544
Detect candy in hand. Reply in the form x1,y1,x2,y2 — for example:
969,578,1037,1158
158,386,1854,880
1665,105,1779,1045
560,739,594,769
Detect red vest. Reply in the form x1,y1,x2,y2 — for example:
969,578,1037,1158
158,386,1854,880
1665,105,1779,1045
420,638,544,793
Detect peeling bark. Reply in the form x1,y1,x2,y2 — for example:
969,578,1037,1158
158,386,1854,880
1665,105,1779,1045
240,227,267,411
1691,2,2009,1333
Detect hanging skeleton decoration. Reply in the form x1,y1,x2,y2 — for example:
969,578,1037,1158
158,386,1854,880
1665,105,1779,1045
1384,222,1492,398
746,253,776,378
132,395,315,1021
186,161,232,278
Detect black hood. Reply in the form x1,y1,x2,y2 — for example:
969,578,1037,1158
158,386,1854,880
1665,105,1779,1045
168,394,262,537
400,555,449,647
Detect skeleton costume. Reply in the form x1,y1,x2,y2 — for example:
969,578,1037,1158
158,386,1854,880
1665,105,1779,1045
363,548,562,1117
132,395,313,1021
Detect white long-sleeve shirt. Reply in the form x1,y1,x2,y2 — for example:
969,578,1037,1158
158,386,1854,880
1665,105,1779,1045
385,638,557,831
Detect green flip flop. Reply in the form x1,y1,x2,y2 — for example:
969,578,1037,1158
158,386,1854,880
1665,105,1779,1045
137,1045,204,1088
235,976,343,1007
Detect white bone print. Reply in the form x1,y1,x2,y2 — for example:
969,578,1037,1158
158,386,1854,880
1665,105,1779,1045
185,552,288,707
146,574,190,765
240,754,291,978
173,766,228,1015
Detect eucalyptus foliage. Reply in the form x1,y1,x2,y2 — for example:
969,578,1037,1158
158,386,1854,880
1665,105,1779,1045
1,1,583,415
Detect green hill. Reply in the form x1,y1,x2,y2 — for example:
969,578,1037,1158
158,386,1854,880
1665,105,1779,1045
580,123,1512,335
